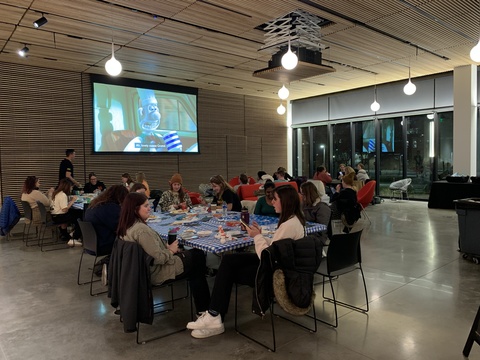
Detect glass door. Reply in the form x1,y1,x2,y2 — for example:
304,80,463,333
332,123,351,177
312,125,329,177
379,117,404,196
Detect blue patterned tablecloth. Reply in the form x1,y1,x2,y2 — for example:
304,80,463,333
147,211,326,254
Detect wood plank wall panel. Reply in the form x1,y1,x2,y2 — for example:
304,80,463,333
0,62,287,208
245,96,288,175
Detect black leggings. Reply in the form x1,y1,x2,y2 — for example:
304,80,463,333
51,208,83,239
209,252,259,317
175,249,211,313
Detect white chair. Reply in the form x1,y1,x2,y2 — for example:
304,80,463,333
389,178,412,201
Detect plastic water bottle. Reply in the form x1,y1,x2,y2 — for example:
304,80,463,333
222,202,227,217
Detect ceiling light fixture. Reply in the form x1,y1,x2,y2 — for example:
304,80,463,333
278,85,289,100
281,39,298,70
105,42,122,76
403,66,416,95
33,15,48,29
370,85,380,112
277,102,286,115
18,46,29,57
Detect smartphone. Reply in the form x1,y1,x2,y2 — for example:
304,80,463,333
240,219,250,230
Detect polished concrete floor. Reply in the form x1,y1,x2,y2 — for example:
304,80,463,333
1,200,480,360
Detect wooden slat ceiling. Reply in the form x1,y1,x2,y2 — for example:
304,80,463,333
0,0,478,101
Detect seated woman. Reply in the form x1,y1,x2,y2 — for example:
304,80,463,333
121,173,134,190
50,178,83,245
253,180,278,217
83,172,106,194
186,185,305,338
85,185,128,256
21,176,53,225
330,172,361,232
233,173,249,192
210,175,242,212
300,181,331,244
159,173,192,212
117,192,210,316
356,163,370,182
135,172,150,197
130,182,147,194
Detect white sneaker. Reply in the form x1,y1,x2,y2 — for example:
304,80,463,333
191,327,225,339
101,264,108,286
67,239,82,247
186,312,223,330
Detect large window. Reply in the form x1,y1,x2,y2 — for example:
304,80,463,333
294,128,310,177
332,123,351,175
312,126,329,176
354,120,376,181
378,117,404,196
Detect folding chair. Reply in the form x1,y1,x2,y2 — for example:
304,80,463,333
36,201,67,252
21,201,35,246
77,219,108,296
463,305,480,357
316,229,369,328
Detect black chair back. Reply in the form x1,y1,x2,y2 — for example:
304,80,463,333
21,201,33,221
326,230,362,274
77,219,97,255
36,201,49,224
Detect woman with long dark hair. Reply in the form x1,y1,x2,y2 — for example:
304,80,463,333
186,185,305,339
116,192,210,315
21,176,53,224
209,175,241,212
51,178,83,245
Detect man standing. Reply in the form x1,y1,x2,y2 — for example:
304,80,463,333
59,149,81,188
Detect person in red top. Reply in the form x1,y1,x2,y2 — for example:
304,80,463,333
313,166,332,186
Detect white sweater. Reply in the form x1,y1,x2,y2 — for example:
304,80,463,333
254,216,305,257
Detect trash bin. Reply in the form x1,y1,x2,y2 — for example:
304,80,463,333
454,198,480,264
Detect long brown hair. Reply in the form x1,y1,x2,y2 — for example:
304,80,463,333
22,176,38,194
121,173,134,185
52,179,73,200
210,174,233,198
89,185,128,209
116,192,148,238
300,181,320,207
275,185,305,227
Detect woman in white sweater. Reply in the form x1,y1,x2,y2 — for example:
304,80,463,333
21,176,53,224
186,185,305,339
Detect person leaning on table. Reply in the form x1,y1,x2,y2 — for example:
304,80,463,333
186,185,305,339
116,192,210,316
209,175,242,212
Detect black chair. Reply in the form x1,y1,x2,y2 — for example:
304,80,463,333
234,236,322,352
77,219,108,296
21,201,35,246
108,238,192,344
36,201,67,252
149,189,163,212
316,229,369,328
463,305,480,357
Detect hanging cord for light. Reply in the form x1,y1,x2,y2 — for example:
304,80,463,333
370,85,380,112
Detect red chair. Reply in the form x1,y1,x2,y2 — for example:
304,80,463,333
229,176,256,187
357,180,376,224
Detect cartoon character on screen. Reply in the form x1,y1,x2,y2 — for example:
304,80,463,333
124,89,182,152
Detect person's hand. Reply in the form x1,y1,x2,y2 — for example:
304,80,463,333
336,184,341,192
168,240,179,254
246,221,261,237
70,195,78,203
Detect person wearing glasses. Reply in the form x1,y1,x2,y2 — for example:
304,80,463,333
253,180,278,217
83,172,106,194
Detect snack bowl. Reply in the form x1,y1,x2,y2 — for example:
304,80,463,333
197,230,212,237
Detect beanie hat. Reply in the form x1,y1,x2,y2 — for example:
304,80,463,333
170,173,183,185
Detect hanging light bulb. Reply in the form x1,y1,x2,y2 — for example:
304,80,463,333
370,85,380,112
281,39,298,70
105,42,122,76
471,40,480,62
277,103,286,115
403,67,416,95
278,85,289,100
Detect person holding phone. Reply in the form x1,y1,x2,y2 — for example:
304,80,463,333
186,185,305,339
116,192,210,315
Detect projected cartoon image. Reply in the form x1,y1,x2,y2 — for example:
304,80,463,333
93,80,198,153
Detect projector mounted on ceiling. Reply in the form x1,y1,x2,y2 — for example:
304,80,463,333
253,47,335,82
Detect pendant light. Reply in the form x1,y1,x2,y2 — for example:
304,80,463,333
281,39,298,70
370,85,380,112
403,64,416,95
277,102,286,115
105,42,122,76
278,85,289,100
